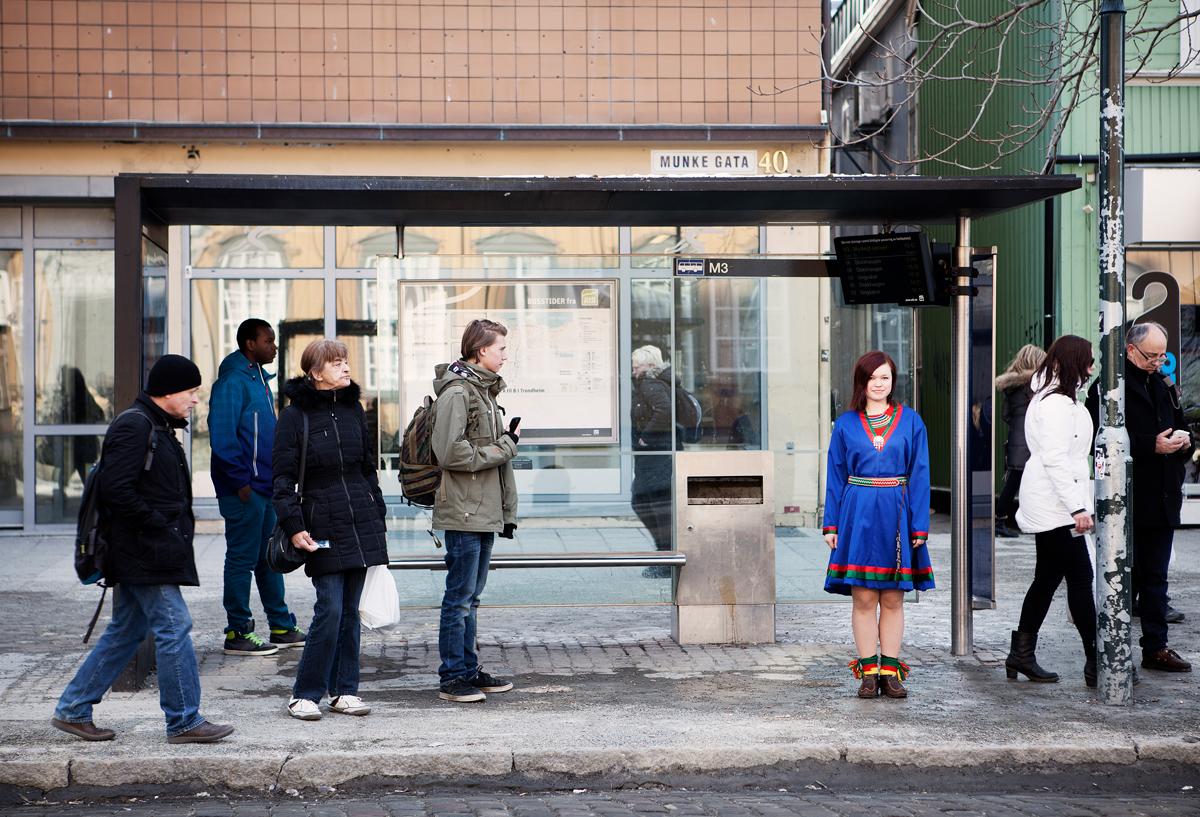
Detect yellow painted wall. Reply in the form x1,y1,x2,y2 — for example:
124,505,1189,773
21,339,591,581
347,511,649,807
0,140,823,180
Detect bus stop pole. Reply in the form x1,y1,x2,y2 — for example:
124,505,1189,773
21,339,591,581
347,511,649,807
1095,0,1134,705
951,215,973,656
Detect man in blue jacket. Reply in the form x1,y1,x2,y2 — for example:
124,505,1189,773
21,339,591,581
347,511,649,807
209,319,304,656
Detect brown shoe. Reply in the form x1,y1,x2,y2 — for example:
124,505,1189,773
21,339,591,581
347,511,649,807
857,674,879,698
166,720,235,744
1142,648,1192,673
51,717,115,742
881,675,908,699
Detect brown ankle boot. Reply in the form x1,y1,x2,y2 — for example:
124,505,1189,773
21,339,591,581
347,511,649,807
849,656,880,698
857,674,880,698
881,675,908,698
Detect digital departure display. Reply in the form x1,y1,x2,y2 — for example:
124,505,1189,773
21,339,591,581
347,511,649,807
834,232,938,306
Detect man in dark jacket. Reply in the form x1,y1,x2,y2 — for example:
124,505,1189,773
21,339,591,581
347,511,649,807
209,318,303,656
52,355,234,744
1089,322,1193,673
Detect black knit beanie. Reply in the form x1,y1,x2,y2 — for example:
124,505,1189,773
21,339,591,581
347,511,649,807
145,354,202,396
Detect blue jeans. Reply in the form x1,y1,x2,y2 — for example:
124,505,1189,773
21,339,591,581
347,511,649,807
218,491,295,635
292,569,366,703
438,531,494,683
54,584,205,738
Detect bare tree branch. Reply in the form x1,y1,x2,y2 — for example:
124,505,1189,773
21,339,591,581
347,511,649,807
756,0,1200,172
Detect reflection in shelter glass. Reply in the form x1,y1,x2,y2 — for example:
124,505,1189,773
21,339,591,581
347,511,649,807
190,277,324,498
34,249,115,425
34,434,104,524
337,226,618,269
190,225,324,269
0,250,22,512
337,278,389,465
630,226,760,268
673,277,762,449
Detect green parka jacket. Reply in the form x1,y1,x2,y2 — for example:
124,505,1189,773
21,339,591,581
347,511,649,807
430,360,519,533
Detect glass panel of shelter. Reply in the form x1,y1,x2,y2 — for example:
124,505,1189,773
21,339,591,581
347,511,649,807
188,277,325,500
183,224,843,606
376,246,673,607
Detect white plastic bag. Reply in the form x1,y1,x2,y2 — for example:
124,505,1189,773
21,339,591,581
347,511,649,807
359,564,401,630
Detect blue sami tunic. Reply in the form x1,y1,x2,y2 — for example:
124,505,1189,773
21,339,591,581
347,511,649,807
822,404,935,595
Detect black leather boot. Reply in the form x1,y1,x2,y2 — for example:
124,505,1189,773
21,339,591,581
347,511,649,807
1005,630,1059,682
1084,644,1097,688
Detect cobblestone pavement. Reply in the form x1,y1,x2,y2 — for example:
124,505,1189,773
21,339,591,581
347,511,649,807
8,789,1200,817
2,518,1200,795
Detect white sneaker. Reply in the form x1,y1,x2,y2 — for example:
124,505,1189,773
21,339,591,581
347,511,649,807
329,694,371,716
287,698,321,720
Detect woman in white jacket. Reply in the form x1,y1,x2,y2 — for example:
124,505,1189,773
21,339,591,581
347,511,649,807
1008,335,1098,688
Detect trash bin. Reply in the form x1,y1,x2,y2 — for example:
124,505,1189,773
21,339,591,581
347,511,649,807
673,451,775,644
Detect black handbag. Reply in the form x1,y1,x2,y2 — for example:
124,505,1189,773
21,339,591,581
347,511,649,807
267,410,310,574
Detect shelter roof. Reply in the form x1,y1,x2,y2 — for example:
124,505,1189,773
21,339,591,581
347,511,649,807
124,173,1081,227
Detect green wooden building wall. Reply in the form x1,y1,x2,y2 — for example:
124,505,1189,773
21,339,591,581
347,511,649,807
915,0,1199,492
914,0,1056,492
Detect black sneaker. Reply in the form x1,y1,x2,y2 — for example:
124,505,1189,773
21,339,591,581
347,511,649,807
472,669,513,693
223,630,279,656
269,627,306,648
439,678,486,703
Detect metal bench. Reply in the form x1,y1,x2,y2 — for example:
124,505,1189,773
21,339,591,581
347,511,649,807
388,551,686,570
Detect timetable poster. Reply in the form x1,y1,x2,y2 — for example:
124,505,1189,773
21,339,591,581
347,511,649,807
399,281,618,445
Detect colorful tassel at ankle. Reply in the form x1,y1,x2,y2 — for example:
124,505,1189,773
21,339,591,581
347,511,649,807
878,655,910,680
849,655,879,679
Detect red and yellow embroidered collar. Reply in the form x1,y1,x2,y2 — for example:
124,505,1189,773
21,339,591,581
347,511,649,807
859,404,902,451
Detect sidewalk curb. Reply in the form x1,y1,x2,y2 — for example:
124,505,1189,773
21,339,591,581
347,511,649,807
3,741,1196,795
1135,738,1200,763
70,755,283,791
844,743,1140,766
512,746,841,777
279,751,514,788
0,761,68,792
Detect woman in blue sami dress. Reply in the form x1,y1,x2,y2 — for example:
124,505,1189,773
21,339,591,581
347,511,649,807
823,350,934,700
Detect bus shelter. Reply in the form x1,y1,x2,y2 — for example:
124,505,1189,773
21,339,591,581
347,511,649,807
113,172,1080,657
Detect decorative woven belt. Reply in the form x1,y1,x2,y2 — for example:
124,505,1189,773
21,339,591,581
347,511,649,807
848,476,908,487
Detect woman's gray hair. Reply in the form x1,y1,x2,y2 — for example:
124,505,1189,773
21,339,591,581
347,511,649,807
632,345,666,376
1128,321,1167,346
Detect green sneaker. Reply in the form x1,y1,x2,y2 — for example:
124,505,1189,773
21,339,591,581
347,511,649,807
269,627,306,648
223,630,279,656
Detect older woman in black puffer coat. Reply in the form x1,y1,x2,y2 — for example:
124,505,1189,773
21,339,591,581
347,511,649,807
272,339,388,722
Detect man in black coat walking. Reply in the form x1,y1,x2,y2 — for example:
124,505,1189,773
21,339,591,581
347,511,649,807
51,355,235,743
1089,323,1193,674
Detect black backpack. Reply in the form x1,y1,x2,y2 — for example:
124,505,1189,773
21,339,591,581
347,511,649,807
75,408,158,642
658,370,703,443
675,384,703,443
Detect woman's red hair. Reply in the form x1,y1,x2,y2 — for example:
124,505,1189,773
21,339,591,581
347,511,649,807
849,350,898,412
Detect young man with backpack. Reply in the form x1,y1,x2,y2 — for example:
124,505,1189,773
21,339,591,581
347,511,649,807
52,355,234,744
209,318,304,656
430,319,520,703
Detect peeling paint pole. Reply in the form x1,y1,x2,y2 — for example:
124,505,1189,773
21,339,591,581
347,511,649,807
1094,0,1134,705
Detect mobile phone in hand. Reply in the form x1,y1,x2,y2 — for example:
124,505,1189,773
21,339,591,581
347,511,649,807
509,416,522,432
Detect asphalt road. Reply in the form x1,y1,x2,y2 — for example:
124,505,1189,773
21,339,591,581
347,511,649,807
7,787,1200,817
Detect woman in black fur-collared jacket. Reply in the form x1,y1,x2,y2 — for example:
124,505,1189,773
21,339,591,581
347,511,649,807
272,339,388,721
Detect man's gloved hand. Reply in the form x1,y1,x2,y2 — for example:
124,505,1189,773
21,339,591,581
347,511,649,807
500,522,517,539
504,417,520,444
